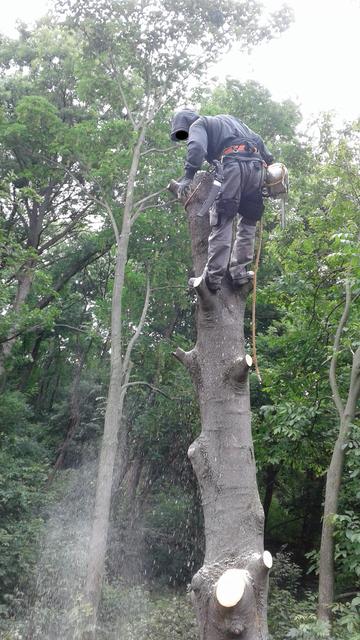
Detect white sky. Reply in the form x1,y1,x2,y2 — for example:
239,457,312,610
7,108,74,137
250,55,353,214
2,0,360,124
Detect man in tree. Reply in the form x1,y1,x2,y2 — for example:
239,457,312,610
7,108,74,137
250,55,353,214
171,109,274,291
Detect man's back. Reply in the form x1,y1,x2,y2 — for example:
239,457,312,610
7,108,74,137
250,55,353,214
186,114,273,176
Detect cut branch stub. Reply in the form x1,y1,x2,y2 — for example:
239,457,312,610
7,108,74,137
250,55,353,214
172,346,192,368
263,551,273,569
168,178,180,197
191,556,270,640
215,569,248,608
189,275,218,311
225,355,253,386
172,347,201,384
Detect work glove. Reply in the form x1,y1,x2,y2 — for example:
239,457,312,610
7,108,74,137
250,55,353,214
177,176,192,199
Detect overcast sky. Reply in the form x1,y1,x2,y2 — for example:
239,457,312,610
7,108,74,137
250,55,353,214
2,0,360,124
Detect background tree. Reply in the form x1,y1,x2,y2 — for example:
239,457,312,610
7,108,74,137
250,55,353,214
254,117,360,636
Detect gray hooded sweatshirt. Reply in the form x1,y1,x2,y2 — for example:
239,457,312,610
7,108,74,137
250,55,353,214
171,110,274,179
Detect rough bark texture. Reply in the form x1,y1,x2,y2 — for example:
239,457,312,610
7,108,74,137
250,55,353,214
170,173,270,640
318,340,360,624
47,342,89,486
318,283,360,625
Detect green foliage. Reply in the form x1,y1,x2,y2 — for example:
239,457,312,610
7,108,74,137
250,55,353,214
333,596,360,639
0,393,49,614
143,484,203,585
334,510,360,582
252,119,360,584
98,584,197,640
284,618,332,640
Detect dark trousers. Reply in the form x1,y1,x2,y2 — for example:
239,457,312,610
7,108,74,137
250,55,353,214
206,156,265,286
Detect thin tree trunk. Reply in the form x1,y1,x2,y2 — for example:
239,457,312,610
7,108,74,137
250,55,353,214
0,190,52,377
0,262,35,377
318,281,360,626
47,342,91,486
83,123,148,636
169,174,272,640
263,465,278,533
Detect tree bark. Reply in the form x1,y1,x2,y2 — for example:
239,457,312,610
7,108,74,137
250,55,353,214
46,341,91,486
169,174,271,640
318,349,360,624
0,260,35,377
318,282,360,626
263,465,278,533
83,122,148,637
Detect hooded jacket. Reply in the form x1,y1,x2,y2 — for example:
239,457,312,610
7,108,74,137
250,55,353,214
171,111,274,179
170,109,200,142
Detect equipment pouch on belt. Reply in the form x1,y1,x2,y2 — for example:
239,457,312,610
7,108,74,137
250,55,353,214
209,204,218,227
196,160,224,219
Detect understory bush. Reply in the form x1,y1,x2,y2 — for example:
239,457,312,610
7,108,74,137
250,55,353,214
268,552,360,640
98,583,197,640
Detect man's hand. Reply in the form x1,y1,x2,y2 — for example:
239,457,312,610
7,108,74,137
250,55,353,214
177,176,192,199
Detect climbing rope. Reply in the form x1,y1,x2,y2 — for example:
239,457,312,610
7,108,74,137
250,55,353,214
252,219,263,384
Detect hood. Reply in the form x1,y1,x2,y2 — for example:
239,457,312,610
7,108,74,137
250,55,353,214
170,109,200,141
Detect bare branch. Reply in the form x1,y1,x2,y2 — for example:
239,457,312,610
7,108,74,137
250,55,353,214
140,145,178,157
329,280,352,419
122,275,151,375
54,324,89,334
108,56,137,130
344,346,360,421
102,197,121,246
0,324,43,344
131,194,177,224
38,204,93,254
50,161,122,246
120,380,180,401
133,188,168,212
151,284,187,291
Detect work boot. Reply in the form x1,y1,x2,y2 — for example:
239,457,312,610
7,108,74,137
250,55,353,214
188,274,220,293
205,273,221,293
231,270,254,289
229,218,257,283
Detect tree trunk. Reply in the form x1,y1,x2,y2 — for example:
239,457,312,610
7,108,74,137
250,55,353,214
0,261,35,377
318,343,360,625
83,123,147,637
263,465,278,533
47,342,90,486
170,174,272,640
83,245,131,635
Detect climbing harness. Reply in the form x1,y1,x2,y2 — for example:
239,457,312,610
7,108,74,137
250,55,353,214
196,160,224,218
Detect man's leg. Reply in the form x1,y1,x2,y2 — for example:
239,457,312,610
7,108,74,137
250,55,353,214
229,217,257,285
204,212,235,290
229,161,264,285
204,159,241,291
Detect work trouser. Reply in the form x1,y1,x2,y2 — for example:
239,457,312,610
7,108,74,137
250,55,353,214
205,155,265,287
